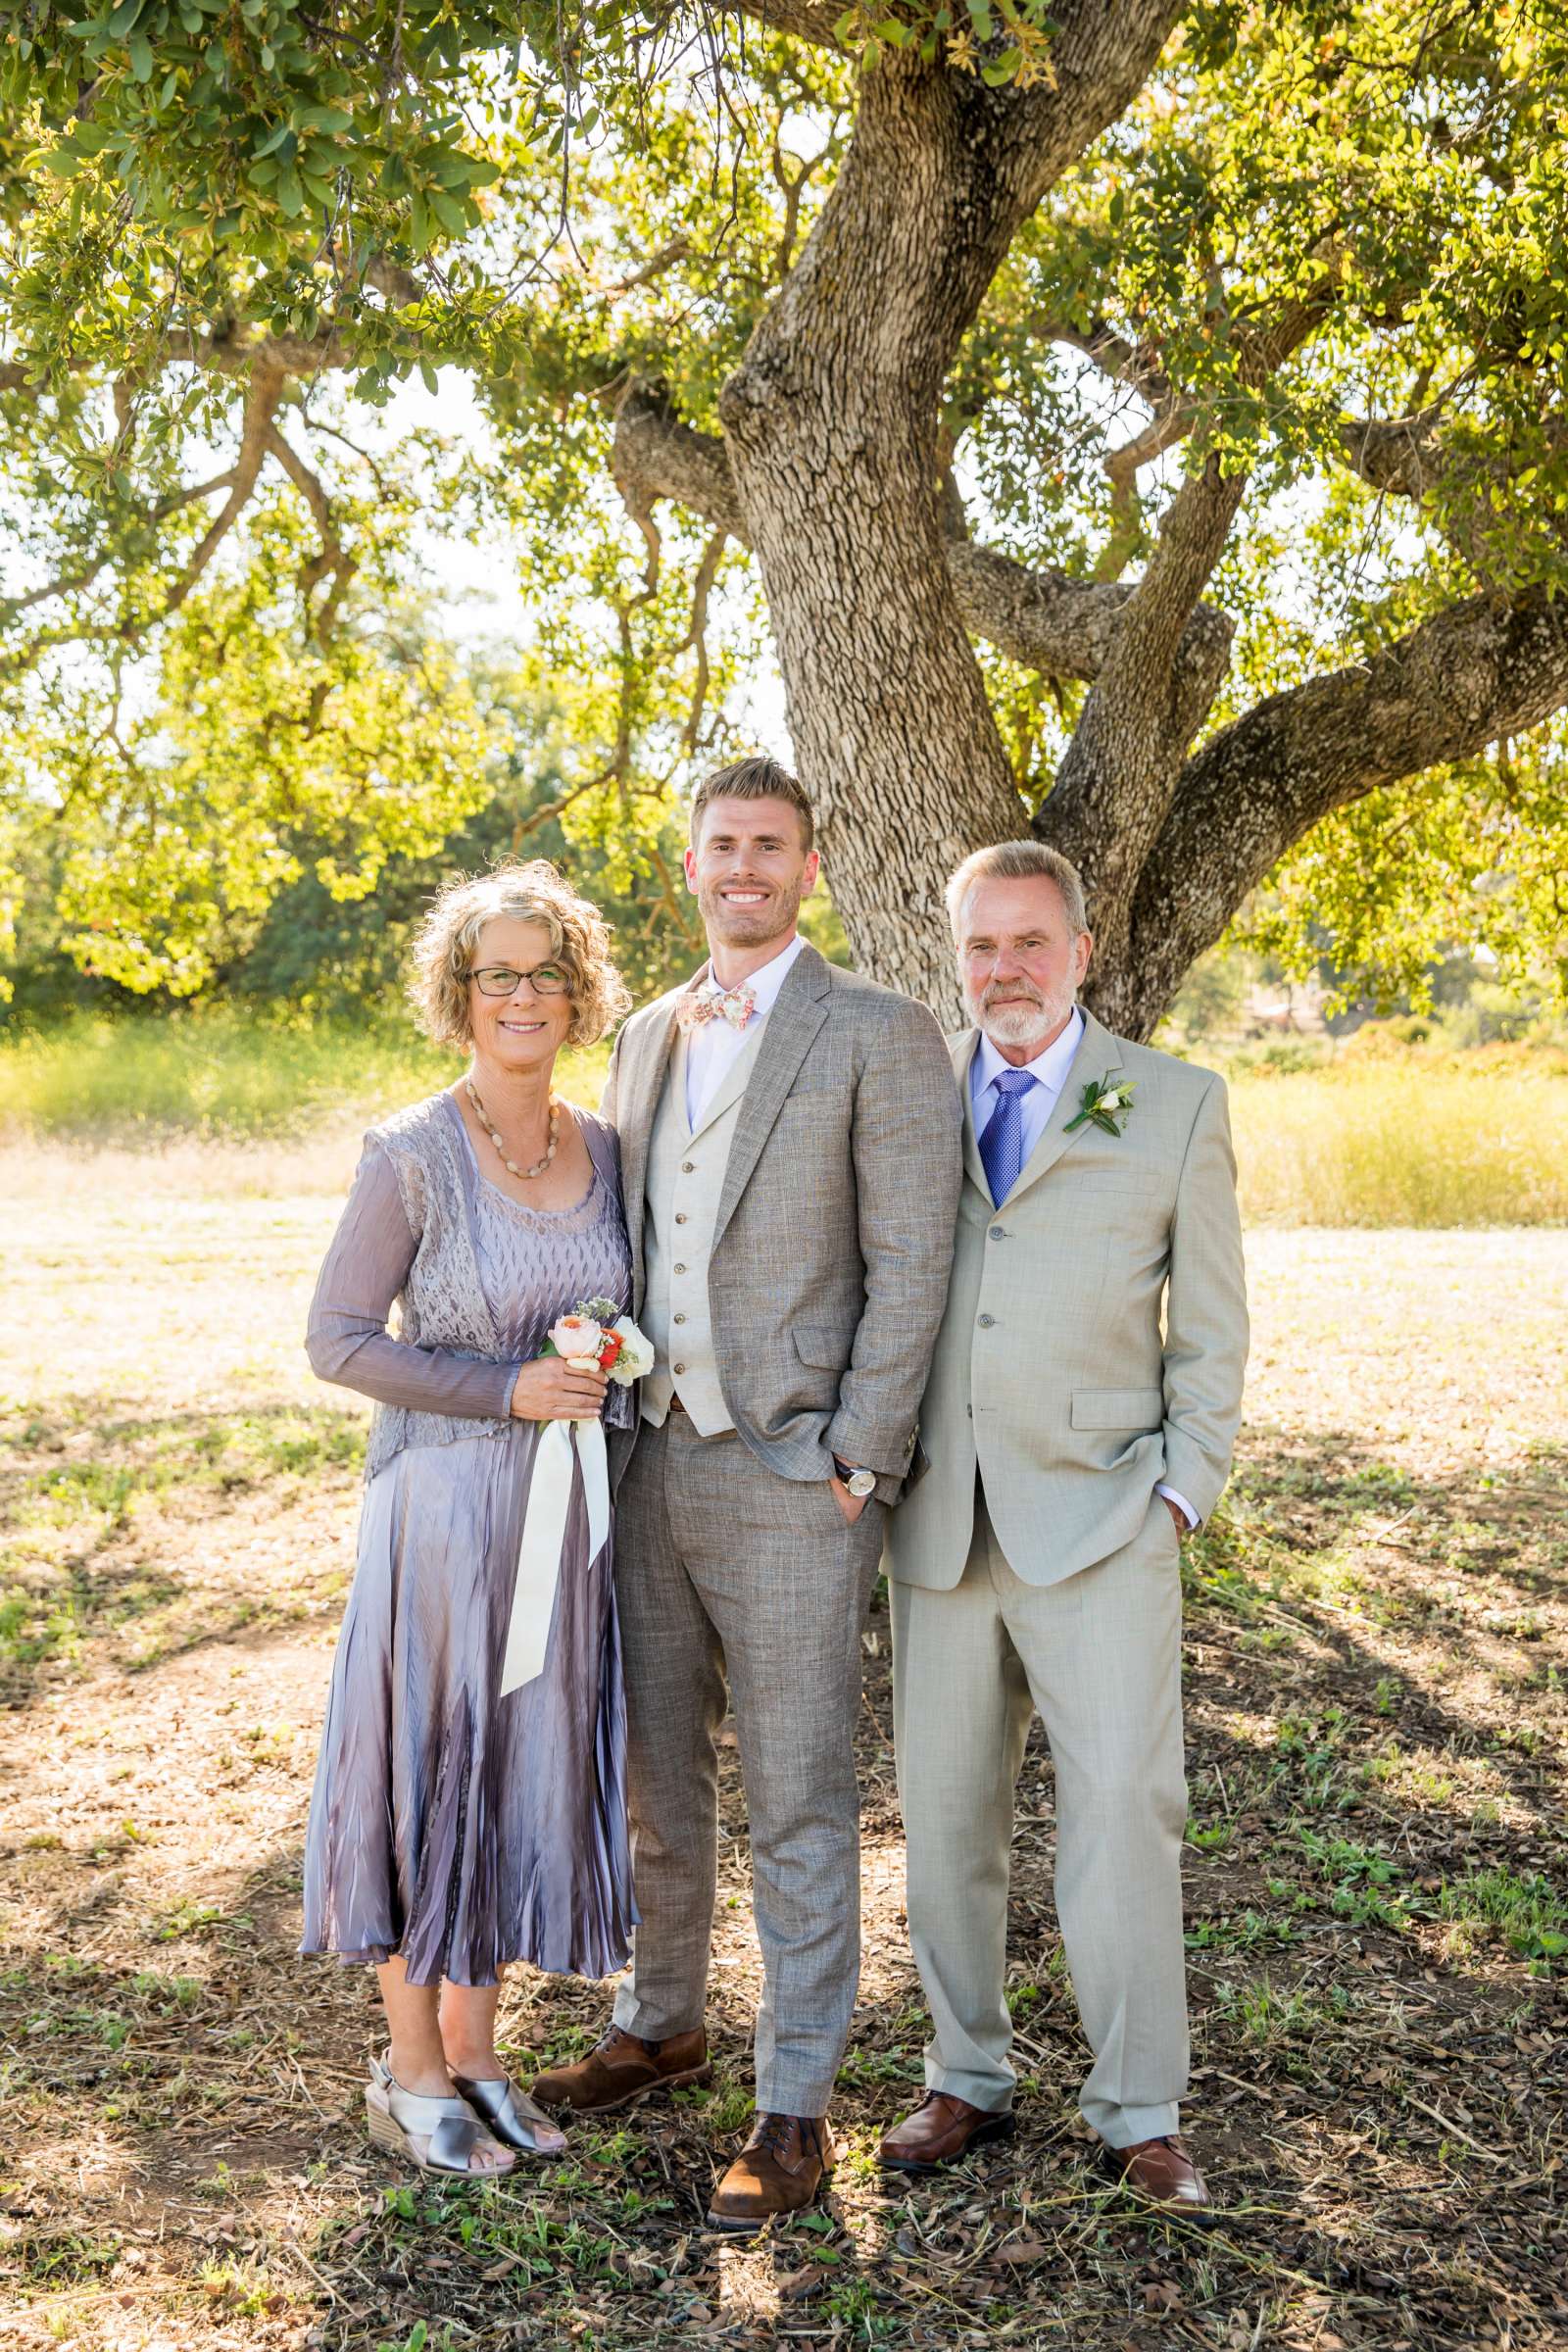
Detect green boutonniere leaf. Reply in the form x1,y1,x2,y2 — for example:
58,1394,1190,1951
1064,1072,1137,1137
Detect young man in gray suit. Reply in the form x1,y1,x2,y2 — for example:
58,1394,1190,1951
880,840,1249,2211
533,756,962,2230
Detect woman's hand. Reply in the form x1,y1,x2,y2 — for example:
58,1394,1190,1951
509,1357,610,1422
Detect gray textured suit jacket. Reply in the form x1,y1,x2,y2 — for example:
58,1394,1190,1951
601,941,963,1500
884,1007,1249,1589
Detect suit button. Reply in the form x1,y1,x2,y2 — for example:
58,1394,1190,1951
673,1313,686,1325
673,1363,686,1375
674,1263,686,1274
978,1313,995,1328
989,1226,1005,1241
675,1213,688,1224
681,1161,695,1174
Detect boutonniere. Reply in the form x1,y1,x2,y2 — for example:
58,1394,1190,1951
1065,1072,1137,1136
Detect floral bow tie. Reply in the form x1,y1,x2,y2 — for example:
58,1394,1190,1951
677,980,758,1034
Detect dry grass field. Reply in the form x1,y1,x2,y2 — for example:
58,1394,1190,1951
1,1132,1565,2351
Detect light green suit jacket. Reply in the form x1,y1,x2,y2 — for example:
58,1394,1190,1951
884,1007,1249,1591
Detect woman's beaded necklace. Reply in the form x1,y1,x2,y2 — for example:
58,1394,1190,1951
466,1077,561,1181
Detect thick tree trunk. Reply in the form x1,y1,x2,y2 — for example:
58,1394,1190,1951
710,19,1187,1025
717,68,1030,1022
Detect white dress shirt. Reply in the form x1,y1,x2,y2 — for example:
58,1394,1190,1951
684,930,808,1130
970,1004,1199,1531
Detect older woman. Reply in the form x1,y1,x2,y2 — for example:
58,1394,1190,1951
301,860,636,2177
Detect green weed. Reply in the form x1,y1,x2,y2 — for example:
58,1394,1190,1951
1439,1868,1568,1961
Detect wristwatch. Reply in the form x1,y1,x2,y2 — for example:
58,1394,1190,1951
833,1456,877,1499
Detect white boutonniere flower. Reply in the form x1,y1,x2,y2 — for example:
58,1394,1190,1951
1065,1072,1137,1137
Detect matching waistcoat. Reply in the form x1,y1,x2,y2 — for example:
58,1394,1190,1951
640,1023,767,1434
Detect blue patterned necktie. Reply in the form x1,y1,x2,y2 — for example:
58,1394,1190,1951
978,1067,1038,1206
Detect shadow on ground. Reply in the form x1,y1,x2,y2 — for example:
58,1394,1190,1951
1,1426,1564,2347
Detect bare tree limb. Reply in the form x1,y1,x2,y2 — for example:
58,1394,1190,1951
1099,583,1568,1030
0,466,241,623
261,421,357,639
674,528,730,752
716,0,847,47
611,378,1230,690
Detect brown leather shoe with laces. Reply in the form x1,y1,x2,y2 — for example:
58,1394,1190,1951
530,2024,710,2115
878,2090,1015,2173
1102,2133,1211,2214
706,2112,836,2233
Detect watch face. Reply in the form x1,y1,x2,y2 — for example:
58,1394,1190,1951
848,1469,876,1497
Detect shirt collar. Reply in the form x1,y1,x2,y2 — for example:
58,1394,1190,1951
973,1004,1085,1101
702,930,808,1016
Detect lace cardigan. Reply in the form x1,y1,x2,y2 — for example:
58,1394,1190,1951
306,1091,634,1484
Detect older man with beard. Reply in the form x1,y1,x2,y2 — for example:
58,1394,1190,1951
533,756,961,2232
879,840,1249,2212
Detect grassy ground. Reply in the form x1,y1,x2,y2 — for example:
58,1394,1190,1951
0,1144,1564,2350
1,1009,1564,1224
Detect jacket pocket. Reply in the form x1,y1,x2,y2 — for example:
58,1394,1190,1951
1070,1387,1163,1430
794,1323,856,1369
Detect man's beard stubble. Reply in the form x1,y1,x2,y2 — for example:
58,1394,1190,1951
698,870,808,950
965,973,1077,1051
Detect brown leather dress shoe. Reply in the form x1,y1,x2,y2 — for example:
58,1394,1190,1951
706,2113,836,2233
878,2091,1016,2174
1102,2133,1211,2214
530,2024,710,2114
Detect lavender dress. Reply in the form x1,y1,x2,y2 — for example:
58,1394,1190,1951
300,1091,636,1987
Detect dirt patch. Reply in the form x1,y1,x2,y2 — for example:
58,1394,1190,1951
1,1204,1564,2348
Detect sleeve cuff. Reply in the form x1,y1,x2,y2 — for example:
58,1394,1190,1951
1157,1483,1200,1530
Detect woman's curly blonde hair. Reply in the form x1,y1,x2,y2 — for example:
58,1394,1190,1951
410,859,632,1052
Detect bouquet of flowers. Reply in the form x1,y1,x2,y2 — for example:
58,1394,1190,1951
540,1297,655,1393
501,1298,653,1699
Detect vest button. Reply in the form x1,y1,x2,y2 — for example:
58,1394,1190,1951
978,1313,995,1328
675,1212,688,1224
681,1161,695,1174
673,1313,686,1325
673,1363,686,1375
674,1263,686,1275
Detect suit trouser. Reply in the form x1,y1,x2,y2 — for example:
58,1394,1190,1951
612,1412,885,2116
890,1482,1188,2147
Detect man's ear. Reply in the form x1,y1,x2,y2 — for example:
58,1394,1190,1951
1075,928,1095,987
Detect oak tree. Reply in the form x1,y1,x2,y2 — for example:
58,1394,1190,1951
4,2,1566,1026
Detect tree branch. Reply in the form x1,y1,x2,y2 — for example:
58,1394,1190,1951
716,1,847,47
261,421,357,639
0,466,241,624
611,378,1230,689
1107,584,1568,1029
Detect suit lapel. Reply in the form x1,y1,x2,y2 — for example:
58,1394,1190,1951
616,987,687,1276
999,1004,1125,1210
710,943,831,1250
951,1030,990,1203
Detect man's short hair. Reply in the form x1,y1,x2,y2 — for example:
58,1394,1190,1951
945,839,1089,941
689,755,814,854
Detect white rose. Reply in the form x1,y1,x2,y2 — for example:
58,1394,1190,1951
608,1313,656,1384
1099,1088,1122,1109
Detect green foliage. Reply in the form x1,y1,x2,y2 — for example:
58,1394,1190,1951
2,3,1568,1004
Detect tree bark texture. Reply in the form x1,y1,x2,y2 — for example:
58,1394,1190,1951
710,11,1188,1025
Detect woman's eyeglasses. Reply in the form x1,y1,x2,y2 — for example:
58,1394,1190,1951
468,963,569,998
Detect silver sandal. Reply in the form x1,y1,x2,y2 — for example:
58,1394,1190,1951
365,2054,514,2177
451,2071,568,2158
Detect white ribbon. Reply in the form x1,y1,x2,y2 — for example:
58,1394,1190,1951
500,1416,612,1696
